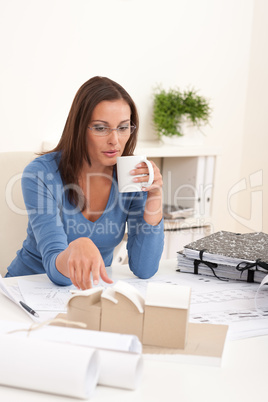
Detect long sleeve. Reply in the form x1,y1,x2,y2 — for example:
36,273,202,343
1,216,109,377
21,158,72,286
126,192,164,279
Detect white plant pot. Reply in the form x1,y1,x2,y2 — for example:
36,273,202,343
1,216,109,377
161,117,205,146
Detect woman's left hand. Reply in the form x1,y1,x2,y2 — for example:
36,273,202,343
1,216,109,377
131,160,163,194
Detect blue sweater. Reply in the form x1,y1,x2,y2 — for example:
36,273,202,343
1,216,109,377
6,152,164,285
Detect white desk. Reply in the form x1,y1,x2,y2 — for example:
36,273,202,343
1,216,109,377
0,259,267,402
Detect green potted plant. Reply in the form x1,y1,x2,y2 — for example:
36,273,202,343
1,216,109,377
152,87,211,144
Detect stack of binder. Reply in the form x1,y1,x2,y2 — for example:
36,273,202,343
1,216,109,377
177,231,268,283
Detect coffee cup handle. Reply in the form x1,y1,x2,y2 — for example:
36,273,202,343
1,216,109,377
143,159,154,187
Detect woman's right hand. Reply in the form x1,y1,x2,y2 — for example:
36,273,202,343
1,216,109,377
56,237,113,290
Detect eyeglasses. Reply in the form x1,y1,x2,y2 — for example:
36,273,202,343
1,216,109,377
88,124,136,137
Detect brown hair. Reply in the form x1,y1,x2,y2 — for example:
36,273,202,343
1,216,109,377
46,76,139,206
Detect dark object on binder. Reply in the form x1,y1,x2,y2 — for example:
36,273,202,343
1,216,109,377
177,231,268,283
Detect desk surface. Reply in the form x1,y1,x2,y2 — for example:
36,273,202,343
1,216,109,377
0,259,267,402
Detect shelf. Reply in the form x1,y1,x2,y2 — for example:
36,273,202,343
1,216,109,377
164,216,212,231
135,141,220,158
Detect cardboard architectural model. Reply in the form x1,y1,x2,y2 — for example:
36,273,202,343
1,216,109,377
143,283,190,348
67,281,191,349
67,287,102,331
101,282,144,340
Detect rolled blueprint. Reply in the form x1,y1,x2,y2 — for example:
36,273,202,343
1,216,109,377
98,349,143,390
0,335,99,399
0,321,142,353
0,321,144,391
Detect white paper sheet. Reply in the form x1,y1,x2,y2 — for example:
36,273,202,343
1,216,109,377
0,274,21,306
0,275,61,322
18,278,75,311
0,275,38,321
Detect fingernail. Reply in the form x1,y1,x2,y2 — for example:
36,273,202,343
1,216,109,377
130,169,135,174
133,178,139,182
136,163,142,167
93,280,99,285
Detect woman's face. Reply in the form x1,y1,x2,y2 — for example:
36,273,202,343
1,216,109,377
87,99,131,169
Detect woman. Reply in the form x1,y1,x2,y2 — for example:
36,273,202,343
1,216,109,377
6,76,164,289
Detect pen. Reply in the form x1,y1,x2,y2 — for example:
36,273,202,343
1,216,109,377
19,301,39,317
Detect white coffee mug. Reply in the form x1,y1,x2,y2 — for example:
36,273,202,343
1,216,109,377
117,155,154,193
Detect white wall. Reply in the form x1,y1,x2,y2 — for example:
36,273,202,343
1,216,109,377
1,0,262,234
236,0,268,234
